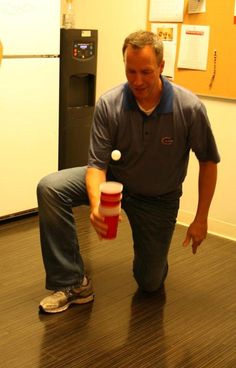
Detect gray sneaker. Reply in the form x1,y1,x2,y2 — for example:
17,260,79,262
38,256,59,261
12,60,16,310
39,277,94,314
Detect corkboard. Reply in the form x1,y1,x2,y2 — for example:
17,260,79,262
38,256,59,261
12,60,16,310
147,0,236,99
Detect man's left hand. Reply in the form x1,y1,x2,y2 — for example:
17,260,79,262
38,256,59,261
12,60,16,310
183,220,208,254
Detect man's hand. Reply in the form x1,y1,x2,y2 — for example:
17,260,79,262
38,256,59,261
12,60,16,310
183,220,208,254
89,206,108,240
86,167,108,239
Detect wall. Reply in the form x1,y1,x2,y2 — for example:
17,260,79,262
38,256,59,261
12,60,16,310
61,0,147,98
61,0,236,241
178,97,236,240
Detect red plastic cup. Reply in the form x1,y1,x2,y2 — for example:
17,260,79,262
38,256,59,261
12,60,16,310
104,215,119,239
99,205,121,239
99,181,123,239
100,182,123,199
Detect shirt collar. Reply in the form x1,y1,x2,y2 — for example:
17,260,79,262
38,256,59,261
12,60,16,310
123,75,174,114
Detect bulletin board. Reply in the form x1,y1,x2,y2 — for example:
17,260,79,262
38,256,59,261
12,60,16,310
147,0,236,100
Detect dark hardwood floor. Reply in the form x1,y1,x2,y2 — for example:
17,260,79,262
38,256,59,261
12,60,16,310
0,206,236,368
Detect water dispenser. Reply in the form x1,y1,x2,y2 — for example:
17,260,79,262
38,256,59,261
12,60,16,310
59,29,98,169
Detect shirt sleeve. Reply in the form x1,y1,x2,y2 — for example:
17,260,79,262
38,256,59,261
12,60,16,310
189,101,220,163
87,97,114,169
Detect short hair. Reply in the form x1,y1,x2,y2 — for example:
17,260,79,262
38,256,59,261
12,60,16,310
122,30,163,64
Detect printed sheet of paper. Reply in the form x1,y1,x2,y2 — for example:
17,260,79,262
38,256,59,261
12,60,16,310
151,23,178,79
177,25,210,70
149,0,184,22
188,0,206,14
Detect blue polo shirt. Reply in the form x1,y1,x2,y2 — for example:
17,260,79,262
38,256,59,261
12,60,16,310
88,77,220,197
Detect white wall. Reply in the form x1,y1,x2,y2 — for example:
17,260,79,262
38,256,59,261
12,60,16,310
178,97,236,240
61,0,147,98
61,0,236,241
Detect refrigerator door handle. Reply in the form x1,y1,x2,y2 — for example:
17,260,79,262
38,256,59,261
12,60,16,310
3,54,60,59
0,40,3,62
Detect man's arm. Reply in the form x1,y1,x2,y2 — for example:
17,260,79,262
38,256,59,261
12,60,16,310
85,167,107,238
183,161,218,254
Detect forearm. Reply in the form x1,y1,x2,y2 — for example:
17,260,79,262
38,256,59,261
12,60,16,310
85,167,106,211
194,161,218,222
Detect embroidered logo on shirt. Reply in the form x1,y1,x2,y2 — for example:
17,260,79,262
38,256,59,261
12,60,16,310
161,137,174,145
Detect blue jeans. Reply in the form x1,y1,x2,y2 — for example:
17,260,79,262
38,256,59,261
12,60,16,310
37,166,180,292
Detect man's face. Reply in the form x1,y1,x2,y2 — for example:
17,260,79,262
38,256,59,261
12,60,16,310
124,45,164,103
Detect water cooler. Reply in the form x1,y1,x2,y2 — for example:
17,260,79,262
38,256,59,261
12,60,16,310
59,29,98,169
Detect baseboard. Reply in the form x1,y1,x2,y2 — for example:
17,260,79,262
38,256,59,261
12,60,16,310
177,210,236,242
0,208,38,223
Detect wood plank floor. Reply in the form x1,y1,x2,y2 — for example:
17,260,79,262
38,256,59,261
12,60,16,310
0,206,236,368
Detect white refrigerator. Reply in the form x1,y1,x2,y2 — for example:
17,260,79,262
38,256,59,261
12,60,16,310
0,0,60,219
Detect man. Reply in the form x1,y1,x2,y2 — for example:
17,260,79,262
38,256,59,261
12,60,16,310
38,30,220,314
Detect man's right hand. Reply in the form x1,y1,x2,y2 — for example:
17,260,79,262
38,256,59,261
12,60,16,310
89,206,108,240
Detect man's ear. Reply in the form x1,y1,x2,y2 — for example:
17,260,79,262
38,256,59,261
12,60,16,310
159,60,165,73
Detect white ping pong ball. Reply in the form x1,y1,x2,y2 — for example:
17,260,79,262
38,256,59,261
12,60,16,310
111,150,121,161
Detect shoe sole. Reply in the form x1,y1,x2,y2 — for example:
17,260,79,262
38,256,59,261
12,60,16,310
39,293,94,314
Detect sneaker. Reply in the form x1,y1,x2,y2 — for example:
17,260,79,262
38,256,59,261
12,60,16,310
39,277,94,314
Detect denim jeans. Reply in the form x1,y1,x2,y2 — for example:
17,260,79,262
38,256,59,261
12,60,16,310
122,192,179,292
37,166,180,292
